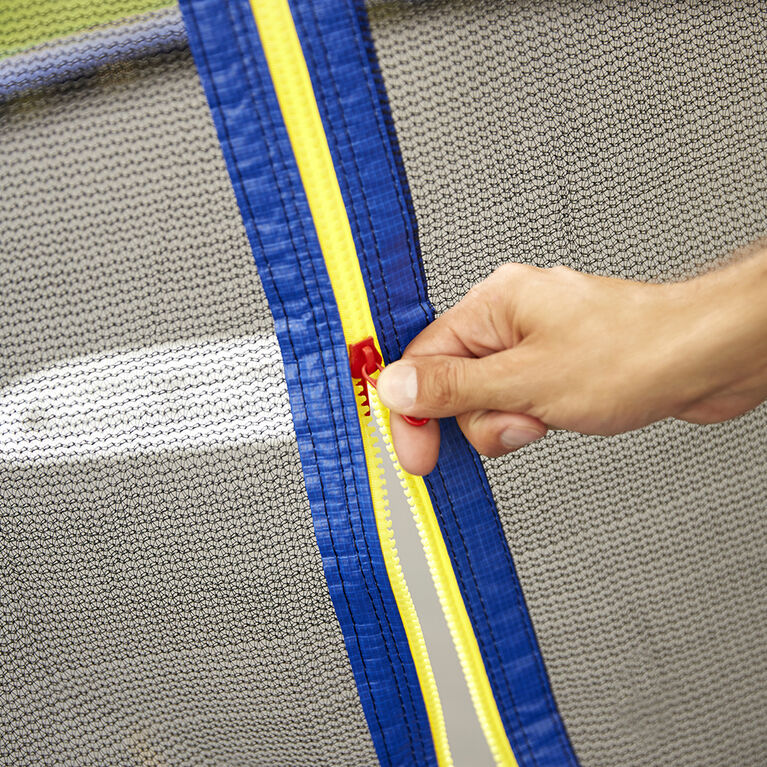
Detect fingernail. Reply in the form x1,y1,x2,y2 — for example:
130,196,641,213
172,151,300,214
377,362,417,411
500,427,542,450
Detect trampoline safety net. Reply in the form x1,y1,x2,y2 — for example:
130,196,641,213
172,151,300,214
2,1,767,766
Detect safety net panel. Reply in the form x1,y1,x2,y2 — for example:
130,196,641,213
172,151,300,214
367,2,767,766
0,5,376,764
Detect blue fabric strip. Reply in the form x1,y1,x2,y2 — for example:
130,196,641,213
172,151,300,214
179,1,437,765
293,1,581,765
0,7,187,100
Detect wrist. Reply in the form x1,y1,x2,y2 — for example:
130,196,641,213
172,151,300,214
654,252,767,418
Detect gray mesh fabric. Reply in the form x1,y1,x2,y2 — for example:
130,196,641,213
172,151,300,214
368,2,767,766
0,24,376,767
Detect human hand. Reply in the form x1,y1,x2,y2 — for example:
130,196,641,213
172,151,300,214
377,257,767,476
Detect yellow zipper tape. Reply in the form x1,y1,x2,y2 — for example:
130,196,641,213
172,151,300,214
250,1,517,764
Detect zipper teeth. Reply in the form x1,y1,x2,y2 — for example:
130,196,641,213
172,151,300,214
369,387,517,767
356,383,453,767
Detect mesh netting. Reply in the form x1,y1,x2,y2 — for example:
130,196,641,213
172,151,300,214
368,2,767,766
0,0,171,56
0,11,376,765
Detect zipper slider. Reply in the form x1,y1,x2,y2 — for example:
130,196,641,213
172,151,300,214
349,337,428,426
349,336,382,416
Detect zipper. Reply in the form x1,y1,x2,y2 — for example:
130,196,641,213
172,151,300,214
351,339,517,767
250,2,518,764
352,340,454,766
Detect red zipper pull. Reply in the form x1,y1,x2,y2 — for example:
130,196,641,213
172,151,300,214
349,337,428,426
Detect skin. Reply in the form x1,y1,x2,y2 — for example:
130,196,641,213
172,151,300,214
376,249,767,476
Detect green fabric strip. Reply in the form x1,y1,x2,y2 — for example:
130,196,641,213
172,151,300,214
1,0,174,57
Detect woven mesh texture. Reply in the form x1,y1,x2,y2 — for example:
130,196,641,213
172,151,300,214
0,26,376,766
368,2,767,766
0,0,172,57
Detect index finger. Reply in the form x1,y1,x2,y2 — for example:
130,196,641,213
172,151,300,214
404,266,521,360
404,287,491,360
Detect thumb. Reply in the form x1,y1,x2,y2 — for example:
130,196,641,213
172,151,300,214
377,352,532,419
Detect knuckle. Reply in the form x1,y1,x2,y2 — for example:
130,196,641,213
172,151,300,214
549,264,578,283
470,263,537,303
493,262,529,283
464,282,486,305
495,262,546,292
